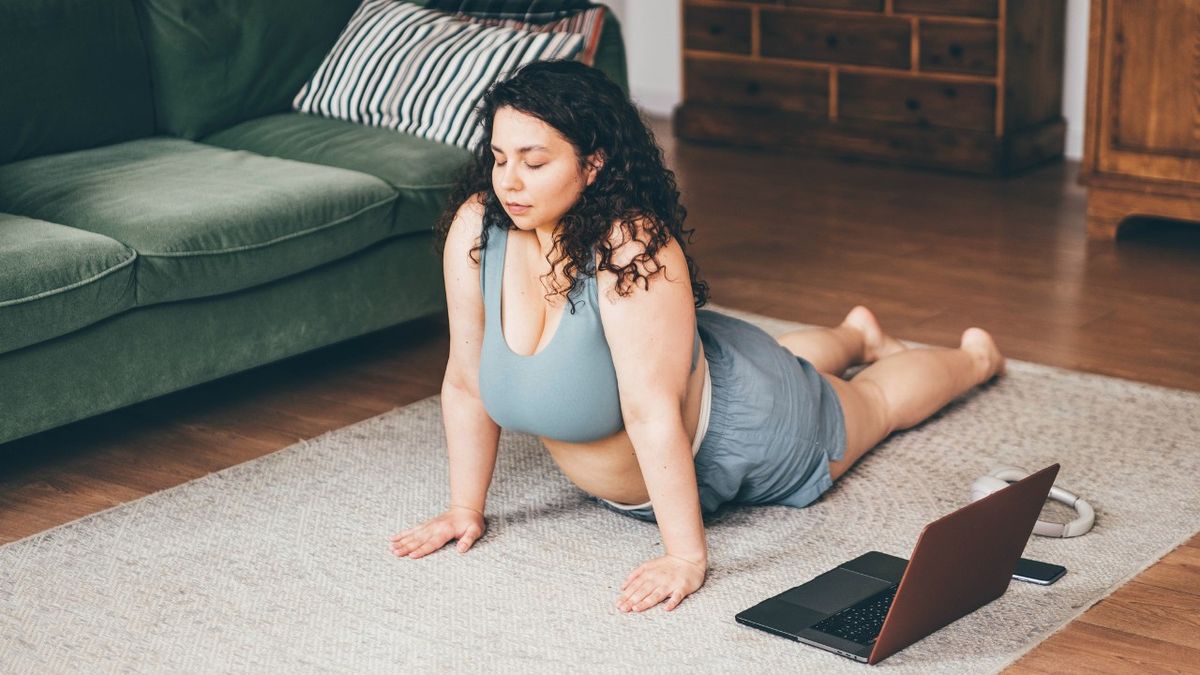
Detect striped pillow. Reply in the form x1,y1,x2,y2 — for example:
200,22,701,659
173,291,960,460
451,6,605,66
425,0,591,23
292,1,584,149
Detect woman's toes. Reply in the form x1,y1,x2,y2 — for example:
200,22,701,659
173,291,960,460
842,305,906,362
960,327,1006,380
841,305,876,332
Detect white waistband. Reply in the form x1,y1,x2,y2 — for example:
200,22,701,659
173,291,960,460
602,363,712,511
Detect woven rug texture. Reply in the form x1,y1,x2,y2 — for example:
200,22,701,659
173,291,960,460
2,303,1198,673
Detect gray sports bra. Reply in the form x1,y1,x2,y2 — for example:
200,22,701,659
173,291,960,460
477,221,701,443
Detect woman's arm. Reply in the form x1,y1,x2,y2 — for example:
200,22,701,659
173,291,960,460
597,218,709,611
391,377,495,557
442,195,501,514
389,196,497,560
441,383,500,514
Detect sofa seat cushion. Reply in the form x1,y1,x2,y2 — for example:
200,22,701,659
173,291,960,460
0,137,398,307
0,214,136,355
204,113,471,236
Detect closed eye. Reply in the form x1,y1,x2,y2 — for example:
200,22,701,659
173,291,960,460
493,161,544,170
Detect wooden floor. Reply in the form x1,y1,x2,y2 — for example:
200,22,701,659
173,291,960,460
2,116,1199,671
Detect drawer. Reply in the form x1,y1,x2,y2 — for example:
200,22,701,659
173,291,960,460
893,0,998,19
839,73,995,131
685,57,829,116
781,0,885,10
684,4,752,55
919,20,997,75
761,9,911,68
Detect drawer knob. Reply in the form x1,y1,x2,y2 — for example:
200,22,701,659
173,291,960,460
746,81,761,95
949,44,965,59
825,34,839,48
905,98,921,111
708,24,724,36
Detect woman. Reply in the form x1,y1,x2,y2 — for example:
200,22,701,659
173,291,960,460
388,60,1006,615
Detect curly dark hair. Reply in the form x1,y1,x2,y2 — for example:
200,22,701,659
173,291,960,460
431,59,709,314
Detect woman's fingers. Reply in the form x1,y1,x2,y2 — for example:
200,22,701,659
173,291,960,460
665,589,684,611
622,580,657,611
408,535,436,557
616,579,641,609
617,556,701,612
389,513,450,544
623,585,670,612
390,535,415,555
404,541,431,558
628,583,667,610
627,576,652,599
621,569,642,592
388,521,427,540
457,533,479,553
390,521,440,552
391,531,476,558
391,531,433,556
409,535,449,558
633,587,668,611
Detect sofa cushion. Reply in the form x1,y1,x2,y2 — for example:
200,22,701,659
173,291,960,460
0,0,155,164
132,0,363,139
449,6,608,66
409,1,628,93
425,0,591,22
204,113,471,236
0,138,398,307
0,214,137,355
291,0,584,150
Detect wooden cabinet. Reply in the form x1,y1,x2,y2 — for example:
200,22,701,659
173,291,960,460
1080,0,1200,239
675,0,1067,175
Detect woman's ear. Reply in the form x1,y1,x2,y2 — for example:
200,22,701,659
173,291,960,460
584,150,606,186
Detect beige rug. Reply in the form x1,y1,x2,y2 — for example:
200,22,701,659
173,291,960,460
2,303,1198,673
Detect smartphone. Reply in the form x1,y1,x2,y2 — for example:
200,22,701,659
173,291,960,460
1012,557,1067,585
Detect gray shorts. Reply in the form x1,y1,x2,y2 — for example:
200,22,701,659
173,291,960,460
596,309,847,523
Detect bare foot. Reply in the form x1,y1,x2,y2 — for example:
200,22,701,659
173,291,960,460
841,305,908,363
960,327,1007,381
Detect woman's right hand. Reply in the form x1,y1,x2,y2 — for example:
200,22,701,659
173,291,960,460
389,506,486,559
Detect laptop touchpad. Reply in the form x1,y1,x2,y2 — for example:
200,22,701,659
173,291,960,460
777,568,893,614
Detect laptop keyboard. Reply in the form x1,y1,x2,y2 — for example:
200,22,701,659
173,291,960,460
811,585,898,645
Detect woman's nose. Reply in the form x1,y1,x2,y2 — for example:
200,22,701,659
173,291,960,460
497,164,522,192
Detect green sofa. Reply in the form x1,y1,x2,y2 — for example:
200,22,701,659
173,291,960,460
0,0,628,447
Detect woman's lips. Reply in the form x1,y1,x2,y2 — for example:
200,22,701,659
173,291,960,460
505,202,530,215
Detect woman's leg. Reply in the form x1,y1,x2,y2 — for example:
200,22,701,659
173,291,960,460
775,306,908,377
821,328,1006,481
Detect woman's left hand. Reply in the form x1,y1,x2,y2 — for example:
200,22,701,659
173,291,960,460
616,553,708,613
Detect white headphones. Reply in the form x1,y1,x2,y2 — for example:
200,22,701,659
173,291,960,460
970,465,1095,538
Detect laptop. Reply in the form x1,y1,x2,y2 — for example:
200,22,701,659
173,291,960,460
735,463,1059,665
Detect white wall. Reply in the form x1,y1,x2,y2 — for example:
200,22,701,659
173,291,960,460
1061,0,1090,159
609,0,1091,160
605,0,683,119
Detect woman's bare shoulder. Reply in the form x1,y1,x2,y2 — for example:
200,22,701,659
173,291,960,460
601,213,683,274
446,192,489,257
456,191,488,225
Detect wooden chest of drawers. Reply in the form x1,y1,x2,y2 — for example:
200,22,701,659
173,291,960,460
674,0,1067,175
1080,0,1200,240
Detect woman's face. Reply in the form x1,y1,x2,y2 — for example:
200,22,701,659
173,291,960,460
490,106,601,233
